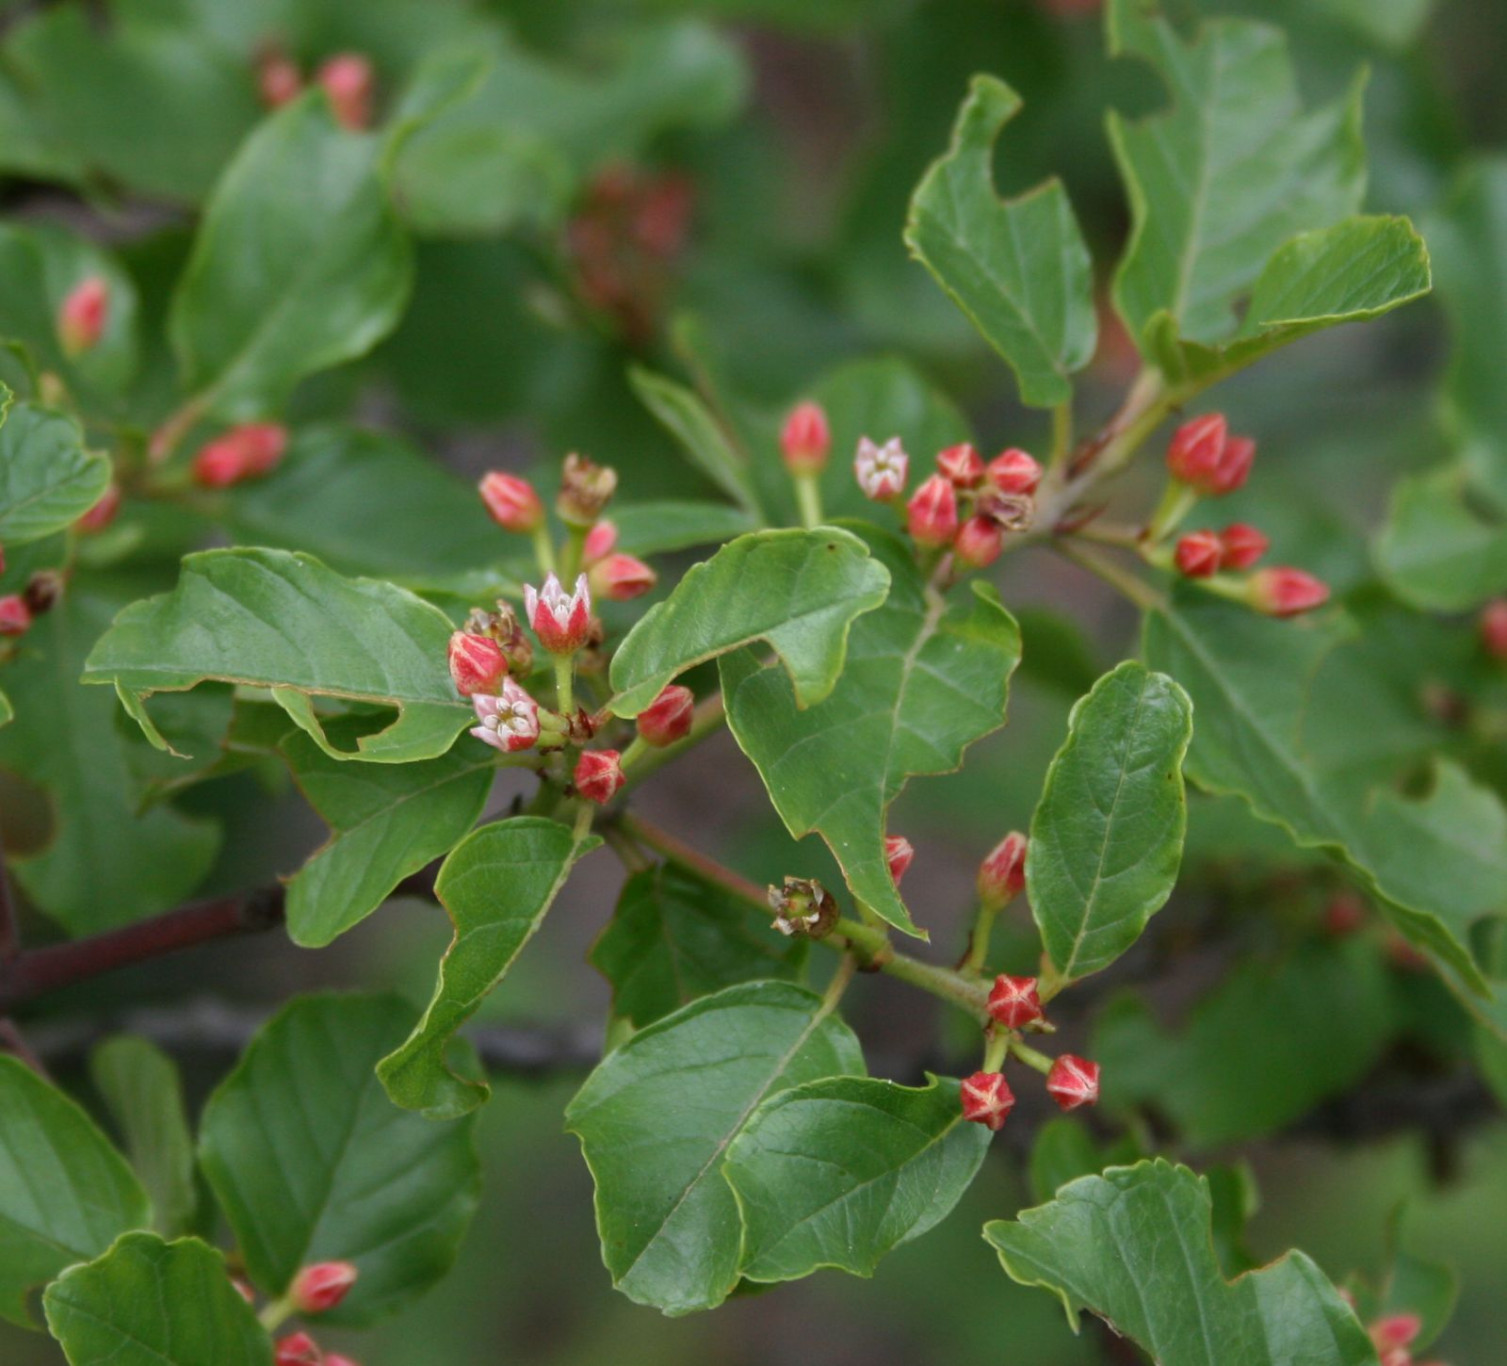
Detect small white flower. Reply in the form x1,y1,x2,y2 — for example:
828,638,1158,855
854,436,909,501
471,677,541,752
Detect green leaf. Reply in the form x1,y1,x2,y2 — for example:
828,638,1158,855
984,1159,1376,1366
1427,159,1507,507
170,93,410,418
0,1057,150,1328
723,527,1020,937
1144,594,1507,990
223,425,505,579
1027,1118,1144,1206
280,721,493,948
83,547,471,765
198,993,480,1323
725,1075,989,1283
1146,217,1431,391
0,588,219,934
608,500,759,558
43,1233,270,1366
0,401,109,547
1093,941,1393,1147
630,366,762,514
1108,0,1366,350
609,527,890,718
89,1039,199,1240
1027,662,1192,984
904,75,1096,408
566,981,863,1315
0,223,140,401
590,864,804,1028
1375,466,1507,612
378,817,599,1119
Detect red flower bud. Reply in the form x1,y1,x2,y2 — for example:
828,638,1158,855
525,573,592,654
582,519,617,566
0,594,33,637
1249,567,1329,618
977,832,1026,907
636,684,694,747
987,974,1042,1029
192,424,287,489
76,482,122,534
1370,1314,1421,1352
960,1070,1015,1131
906,474,958,549
1207,435,1255,495
258,51,303,108
1045,1054,1100,1110
1166,413,1228,487
291,1261,358,1315
479,472,544,533
953,515,1004,569
1481,598,1507,661
1217,522,1268,571
275,1333,322,1366
1173,530,1222,578
574,749,625,804
449,631,508,696
57,275,108,356
588,552,656,601
936,442,984,488
885,834,914,885
854,436,908,501
781,401,830,475
318,52,374,130
986,448,1041,496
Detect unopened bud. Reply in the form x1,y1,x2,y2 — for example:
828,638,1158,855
23,570,63,615
57,276,108,356
275,1334,322,1366
467,602,534,675
768,876,838,939
76,483,121,534
582,519,618,566
478,471,543,533
1217,522,1268,571
636,684,694,747
977,832,1026,908
0,594,32,637
318,52,374,130
449,631,507,696
854,436,908,501
1370,1314,1421,1353
290,1261,358,1315
986,448,1041,496
1480,598,1507,661
1249,567,1329,618
1206,435,1255,495
1166,413,1228,487
1173,530,1222,578
885,834,914,885
557,453,617,527
781,401,830,475
906,474,958,549
960,1071,1014,1131
470,678,540,753
574,748,625,804
524,573,592,654
191,423,286,488
936,442,984,488
953,514,1003,569
588,552,656,601
1045,1054,1100,1110
257,50,303,108
987,974,1042,1029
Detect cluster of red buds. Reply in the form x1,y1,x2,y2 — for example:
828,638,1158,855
192,423,288,489
567,163,694,345
57,275,109,356
257,47,375,129
231,1261,360,1365
961,973,1101,1131
1157,415,1329,617
1338,1309,1447,1366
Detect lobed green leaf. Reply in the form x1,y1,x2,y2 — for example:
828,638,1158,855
0,401,110,548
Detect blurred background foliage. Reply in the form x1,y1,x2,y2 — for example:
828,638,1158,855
1,0,1506,1361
